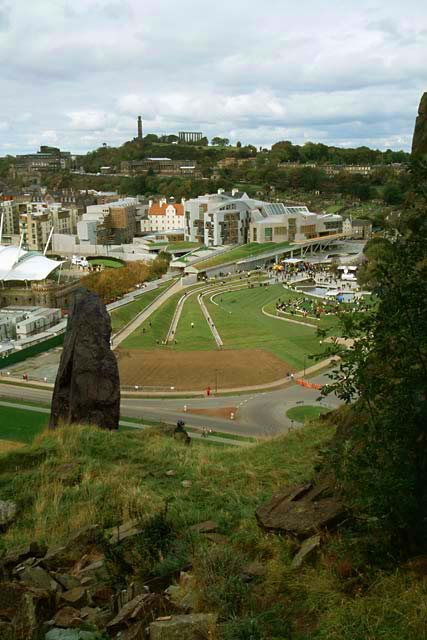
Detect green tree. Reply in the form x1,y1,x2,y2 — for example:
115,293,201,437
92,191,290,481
211,137,230,146
383,182,404,205
143,133,159,143
324,161,427,547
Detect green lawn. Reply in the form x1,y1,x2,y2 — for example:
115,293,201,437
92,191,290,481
120,292,182,349
0,405,48,443
286,405,329,423
263,294,342,333
88,258,124,269
110,281,171,333
166,242,202,252
195,242,291,271
174,295,216,351
118,280,343,368
205,284,327,369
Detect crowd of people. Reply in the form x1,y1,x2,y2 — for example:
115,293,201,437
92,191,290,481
275,294,371,319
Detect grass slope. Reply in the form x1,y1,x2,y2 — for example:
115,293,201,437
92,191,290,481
174,295,216,351
195,242,291,271
0,421,423,639
120,292,182,348
110,281,171,333
206,284,327,369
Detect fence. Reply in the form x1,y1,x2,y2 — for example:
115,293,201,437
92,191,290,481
0,333,65,370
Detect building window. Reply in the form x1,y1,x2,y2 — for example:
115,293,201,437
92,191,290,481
264,227,273,241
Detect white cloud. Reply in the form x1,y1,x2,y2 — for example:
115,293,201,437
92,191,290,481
0,0,425,154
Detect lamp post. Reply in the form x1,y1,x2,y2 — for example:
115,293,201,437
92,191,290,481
215,369,218,395
303,354,307,377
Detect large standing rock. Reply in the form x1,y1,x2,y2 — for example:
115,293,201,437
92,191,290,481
412,92,427,157
49,288,120,430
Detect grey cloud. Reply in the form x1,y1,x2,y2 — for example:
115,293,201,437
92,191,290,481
0,0,425,154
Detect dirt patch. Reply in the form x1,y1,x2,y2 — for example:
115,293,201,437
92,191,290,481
116,348,293,390
186,407,238,420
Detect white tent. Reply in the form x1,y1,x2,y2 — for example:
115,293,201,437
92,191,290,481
0,245,64,282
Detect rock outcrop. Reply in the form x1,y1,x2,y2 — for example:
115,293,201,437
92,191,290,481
0,522,183,639
256,477,345,539
49,289,120,430
412,92,427,157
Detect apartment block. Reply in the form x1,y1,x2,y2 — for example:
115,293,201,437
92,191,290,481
80,198,137,245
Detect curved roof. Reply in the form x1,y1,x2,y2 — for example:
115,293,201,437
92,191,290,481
0,245,63,282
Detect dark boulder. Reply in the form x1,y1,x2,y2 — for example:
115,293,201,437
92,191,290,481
256,477,345,539
49,288,120,430
412,92,427,157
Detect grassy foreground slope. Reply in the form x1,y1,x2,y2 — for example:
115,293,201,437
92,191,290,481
0,421,425,639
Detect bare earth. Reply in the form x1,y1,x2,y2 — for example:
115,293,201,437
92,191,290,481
186,407,238,420
117,348,293,390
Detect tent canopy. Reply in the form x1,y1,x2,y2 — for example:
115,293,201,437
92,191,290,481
0,245,64,282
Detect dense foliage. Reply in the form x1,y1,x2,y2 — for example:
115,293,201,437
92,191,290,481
324,159,427,548
80,255,170,304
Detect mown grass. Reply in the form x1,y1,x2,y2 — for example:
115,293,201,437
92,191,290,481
88,258,124,269
287,405,330,423
174,294,216,351
120,291,182,348
110,281,171,333
205,284,327,369
195,242,291,271
117,280,341,368
0,405,49,444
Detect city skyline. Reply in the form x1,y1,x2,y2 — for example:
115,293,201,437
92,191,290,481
0,0,426,155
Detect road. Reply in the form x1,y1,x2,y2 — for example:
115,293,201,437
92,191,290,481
0,372,341,438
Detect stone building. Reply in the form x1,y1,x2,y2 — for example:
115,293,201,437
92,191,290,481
140,200,185,234
0,245,79,310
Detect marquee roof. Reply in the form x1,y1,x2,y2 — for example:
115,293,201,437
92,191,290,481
0,245,63,282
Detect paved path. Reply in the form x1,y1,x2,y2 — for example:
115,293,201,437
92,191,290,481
112,279,182,348
0,400,250,447
261,305,318,328
166,292,187,343
198,292,223,347
0,370,341,438
0,355,337,397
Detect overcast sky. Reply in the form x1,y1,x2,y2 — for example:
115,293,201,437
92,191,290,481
0,0,426,155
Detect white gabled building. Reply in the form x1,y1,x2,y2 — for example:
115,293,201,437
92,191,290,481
140,199,185,234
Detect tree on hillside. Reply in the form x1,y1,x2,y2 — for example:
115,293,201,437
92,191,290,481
383,182,404,205
211,137,230,146
324,159,427,548
143,134,159,144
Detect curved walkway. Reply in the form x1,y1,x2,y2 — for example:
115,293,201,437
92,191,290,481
198,292,223,347
261,305,318,328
